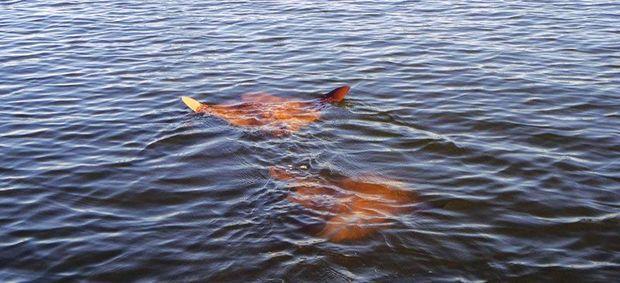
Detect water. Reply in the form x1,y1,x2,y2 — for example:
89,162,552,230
1,0,619,281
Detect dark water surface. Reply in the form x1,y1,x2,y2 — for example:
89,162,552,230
1,0,619,281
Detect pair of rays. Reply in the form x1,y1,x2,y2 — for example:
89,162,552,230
182,86,416,242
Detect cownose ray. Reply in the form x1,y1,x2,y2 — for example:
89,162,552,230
181,86,350,136
269,166,417,242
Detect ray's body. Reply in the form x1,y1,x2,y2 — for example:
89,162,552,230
270,167,416,242
182,86,349,136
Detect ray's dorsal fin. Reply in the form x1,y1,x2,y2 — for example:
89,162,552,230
181,96,203,112
321,85,350,103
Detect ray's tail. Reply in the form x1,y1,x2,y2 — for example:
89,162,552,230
181,96,205,112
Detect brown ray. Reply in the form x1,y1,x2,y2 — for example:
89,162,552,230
181,86,350,136
269,166,416,242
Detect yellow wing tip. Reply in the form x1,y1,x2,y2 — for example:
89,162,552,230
181,96,202,112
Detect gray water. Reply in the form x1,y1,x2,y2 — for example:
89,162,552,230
1,0,619,281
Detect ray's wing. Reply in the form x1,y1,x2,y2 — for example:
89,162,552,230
270,166,351,213
318,209,389,242
334,177,414,203
287,186,351,214
242,92,288,103
269,166,298,181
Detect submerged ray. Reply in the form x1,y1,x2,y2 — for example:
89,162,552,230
269,166,416,242
181,86,350,136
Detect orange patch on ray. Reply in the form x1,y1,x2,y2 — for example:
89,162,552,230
269,167,416,242
205,95,320,136
182,86,349,136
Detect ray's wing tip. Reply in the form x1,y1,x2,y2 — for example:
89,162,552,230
181,96,202,112
335,85,351,96
323,85,351,102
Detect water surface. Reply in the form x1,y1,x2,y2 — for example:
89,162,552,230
1,0,619,281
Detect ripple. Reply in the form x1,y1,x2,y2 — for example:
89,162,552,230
1,0,619,281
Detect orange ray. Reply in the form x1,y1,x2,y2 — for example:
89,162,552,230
181,86,350,136
269,166,416,242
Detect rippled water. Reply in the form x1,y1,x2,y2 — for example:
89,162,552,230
1,0,619,281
